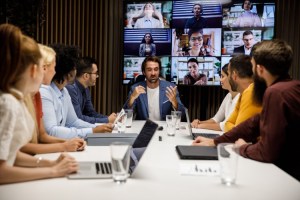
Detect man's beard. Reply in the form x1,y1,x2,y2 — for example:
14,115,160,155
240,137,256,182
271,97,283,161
148,76,159,83
229,77,238,92
252,73,267,106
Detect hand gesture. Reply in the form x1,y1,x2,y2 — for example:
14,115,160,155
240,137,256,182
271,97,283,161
93,123,113,133
63,138,86,152
108,112,117,123
191,119,201,128
192,136,215,146
52,153,78,177
131,85,146,100
166,86,178,108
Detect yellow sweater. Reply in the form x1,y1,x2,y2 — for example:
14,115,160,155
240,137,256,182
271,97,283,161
224,83,262,132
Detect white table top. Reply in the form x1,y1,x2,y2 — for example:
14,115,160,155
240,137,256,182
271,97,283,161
1,121,300,200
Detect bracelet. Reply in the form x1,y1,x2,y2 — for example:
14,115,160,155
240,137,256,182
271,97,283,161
36,157,43,167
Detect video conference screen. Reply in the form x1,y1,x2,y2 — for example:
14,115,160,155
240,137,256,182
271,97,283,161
123,0,276,86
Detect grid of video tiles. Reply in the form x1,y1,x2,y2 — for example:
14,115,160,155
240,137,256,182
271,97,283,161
123,0,275,86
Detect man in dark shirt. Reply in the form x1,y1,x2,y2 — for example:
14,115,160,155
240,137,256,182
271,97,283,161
66,57,116,124
193,39,300,181
185,3,207,29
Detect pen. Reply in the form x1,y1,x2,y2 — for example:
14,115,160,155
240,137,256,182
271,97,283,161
158,136,162,141
162,100,169,104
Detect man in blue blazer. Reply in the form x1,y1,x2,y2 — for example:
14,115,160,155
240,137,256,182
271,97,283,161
124,56,186,121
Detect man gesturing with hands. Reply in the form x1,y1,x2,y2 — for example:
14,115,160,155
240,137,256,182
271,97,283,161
125,56,185,121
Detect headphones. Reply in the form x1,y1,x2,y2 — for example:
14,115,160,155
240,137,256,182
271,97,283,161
242,1,253,10
192,3,203,14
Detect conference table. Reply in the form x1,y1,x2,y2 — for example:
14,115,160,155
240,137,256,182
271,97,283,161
1,121,300,200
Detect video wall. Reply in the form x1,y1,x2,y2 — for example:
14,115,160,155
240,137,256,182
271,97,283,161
123,0,276,86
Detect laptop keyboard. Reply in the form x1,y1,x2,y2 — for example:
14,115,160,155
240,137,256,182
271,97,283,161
96,162,112,174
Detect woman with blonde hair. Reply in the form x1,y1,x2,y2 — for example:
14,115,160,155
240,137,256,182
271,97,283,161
0,24,77,184
21,44,86,155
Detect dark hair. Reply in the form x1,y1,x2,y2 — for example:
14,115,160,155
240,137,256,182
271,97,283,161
76,56,97,77
141,56,161,73
229,55,253,78
192,3,203,14
141,33,154,44
243,30,253,38
252,39,293,76
242,0,253,10
187,58,198,65
222,63,229,76
188,28,203,40
50,44,80,83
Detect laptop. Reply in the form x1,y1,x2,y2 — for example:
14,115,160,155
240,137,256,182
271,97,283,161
184,108,220,140
68,119,158,179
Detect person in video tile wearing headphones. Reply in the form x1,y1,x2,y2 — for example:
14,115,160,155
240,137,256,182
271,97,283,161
185,3,207,29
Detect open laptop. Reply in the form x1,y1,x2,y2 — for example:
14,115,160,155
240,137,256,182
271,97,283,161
184,108,220,140
68,119,158,179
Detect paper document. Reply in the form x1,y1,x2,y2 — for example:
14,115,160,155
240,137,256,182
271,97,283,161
179,163,220,176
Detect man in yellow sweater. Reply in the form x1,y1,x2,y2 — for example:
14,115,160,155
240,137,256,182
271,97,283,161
224,55,262,131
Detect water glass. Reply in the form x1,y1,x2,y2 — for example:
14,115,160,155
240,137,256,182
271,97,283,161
124,109,133,128
217,143,239,186
171,111,182,130
117,113,127,133
166,115,176,136
110,142,131,184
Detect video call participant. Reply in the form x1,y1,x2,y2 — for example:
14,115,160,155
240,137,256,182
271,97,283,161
0,24,77,184
21,44,86,155
139,33,156,56
233,0,262,27
186,28,213,56
132,2,164,28
185,3,207,29
192,63,240,131
66,57,117,124
224,55,262,131
183,58,207,85
233,30,255,55
40,44,113,139
193,39,300,181
124,56,186,121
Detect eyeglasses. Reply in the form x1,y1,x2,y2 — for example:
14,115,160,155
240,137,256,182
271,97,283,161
190,36,203,41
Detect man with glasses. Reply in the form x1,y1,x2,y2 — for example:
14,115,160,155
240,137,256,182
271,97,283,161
183,58,207,85
66,57,117,123
233,30,255,55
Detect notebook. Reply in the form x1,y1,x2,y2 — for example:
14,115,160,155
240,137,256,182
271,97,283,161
184,108,220,140
176,145,218,160
68,119,158,179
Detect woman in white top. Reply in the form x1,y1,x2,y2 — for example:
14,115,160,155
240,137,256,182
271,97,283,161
191,63,240,131
132,3,164,28
233,0,262,27
0,24,77,184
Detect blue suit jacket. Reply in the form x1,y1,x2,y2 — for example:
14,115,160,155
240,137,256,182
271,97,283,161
124,80,186,120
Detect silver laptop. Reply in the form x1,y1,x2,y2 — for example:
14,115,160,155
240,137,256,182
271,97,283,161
68,119,158,179
184,108,220,140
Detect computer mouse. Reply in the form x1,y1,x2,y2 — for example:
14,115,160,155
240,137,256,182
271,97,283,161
158,126,164,131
